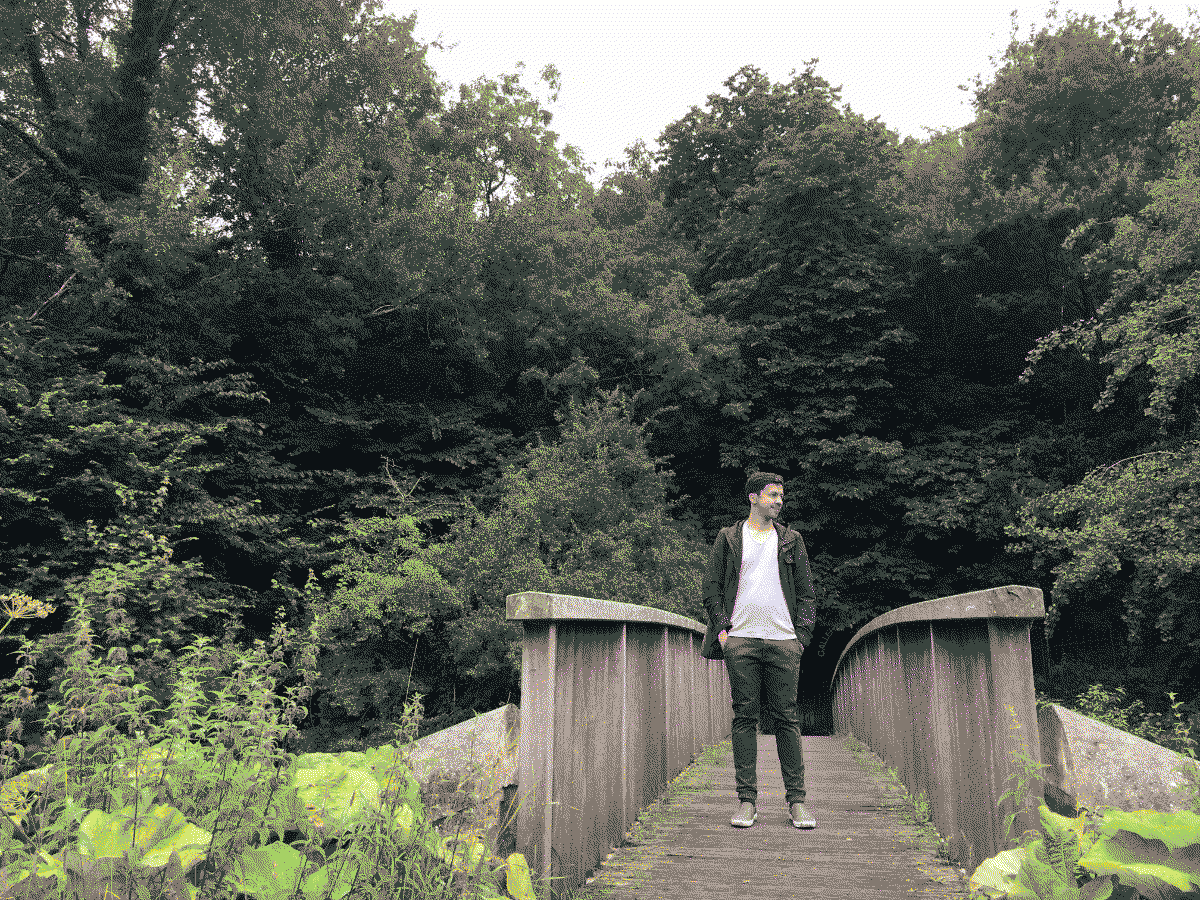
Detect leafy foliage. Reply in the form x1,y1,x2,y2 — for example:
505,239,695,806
960,4,1199,198
421,389,709,714
1011,51,1200,677
1007,444,1200,652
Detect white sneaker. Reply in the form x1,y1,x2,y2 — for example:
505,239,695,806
731,801,757,827
790,802,816,828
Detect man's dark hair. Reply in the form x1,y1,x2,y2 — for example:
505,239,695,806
744,471,785,501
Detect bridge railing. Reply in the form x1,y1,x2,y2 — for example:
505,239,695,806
506,591,732,897
830,585,1046,874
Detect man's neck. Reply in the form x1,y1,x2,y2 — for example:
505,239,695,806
747,515,773,533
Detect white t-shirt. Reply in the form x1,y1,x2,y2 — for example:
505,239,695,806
727,520,797,641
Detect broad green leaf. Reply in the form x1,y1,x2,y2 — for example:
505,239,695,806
230,841,307,898
77,798,211,873
506,852,536,900
970,847,1037,899
1078,810,1200,896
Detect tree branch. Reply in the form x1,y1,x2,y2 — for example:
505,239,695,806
0,107,49,133
28,274,76,321
0,117,79,195
1098,449,1178,473
5,164,32,189
152,0,183,51
21,31,58,113
45,28,78,55
73,0,90,61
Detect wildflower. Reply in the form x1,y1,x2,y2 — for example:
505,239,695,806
0,593,56,633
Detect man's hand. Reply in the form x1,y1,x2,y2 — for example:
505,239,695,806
718,630,728,647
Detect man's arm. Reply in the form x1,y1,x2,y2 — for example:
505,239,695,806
702,530,732,636
792,534,817,647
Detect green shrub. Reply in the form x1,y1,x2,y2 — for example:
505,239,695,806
0,592,539,900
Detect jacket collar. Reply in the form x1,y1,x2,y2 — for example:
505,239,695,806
728,519,796,550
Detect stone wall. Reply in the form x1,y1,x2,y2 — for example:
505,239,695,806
405,703,520,854
1038,703,1200,816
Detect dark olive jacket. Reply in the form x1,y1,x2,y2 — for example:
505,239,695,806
700,520,817,660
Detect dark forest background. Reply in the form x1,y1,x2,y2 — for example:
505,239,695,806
2,0,1199,753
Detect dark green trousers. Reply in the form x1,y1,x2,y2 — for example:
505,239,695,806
723,635,806,805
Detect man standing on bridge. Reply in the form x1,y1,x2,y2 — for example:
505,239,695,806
701,471,818,829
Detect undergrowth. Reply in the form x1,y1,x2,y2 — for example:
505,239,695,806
0,590,534,899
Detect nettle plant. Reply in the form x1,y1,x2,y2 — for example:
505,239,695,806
0,593,538,900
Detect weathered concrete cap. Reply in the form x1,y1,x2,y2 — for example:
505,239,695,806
405,703,520,795
1038,703,1200,815
833,585,1044,683
505,591,705,634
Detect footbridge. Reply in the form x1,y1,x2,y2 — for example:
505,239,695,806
485,585,1197,898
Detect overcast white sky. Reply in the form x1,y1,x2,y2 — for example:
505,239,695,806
395,1,1200,185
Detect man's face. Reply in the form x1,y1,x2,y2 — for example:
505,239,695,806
749,483,784,520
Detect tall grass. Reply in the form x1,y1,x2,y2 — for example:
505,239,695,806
0,591,533,900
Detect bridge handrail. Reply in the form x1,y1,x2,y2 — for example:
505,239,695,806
830,585,1046,873
506,591,732,897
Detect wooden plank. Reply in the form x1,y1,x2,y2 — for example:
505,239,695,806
515,621,555,882
987,619,1044,844
626,624,666,820
937,617,1001,871
551,621,628,892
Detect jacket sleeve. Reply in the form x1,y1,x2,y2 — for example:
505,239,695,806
702,530,732,634
791,534,817,647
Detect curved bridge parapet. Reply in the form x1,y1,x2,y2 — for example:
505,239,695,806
506,591,732,897
830,585,1046,873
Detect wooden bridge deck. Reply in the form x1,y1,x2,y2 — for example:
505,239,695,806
573,734,975,900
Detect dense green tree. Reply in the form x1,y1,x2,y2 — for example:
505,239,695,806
1009,66,1200,702
960,3,1199,200
861,5,1200,726
652,65,926,630
296,389,711,739
441,389,706,654
0,0,759,742
0,299,276,743
887,4,1199,430
927,4,1200,434
656,64,842,254
6,0,1200,747
0,0,470,740
289,466,462,748
866,8,1200,632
